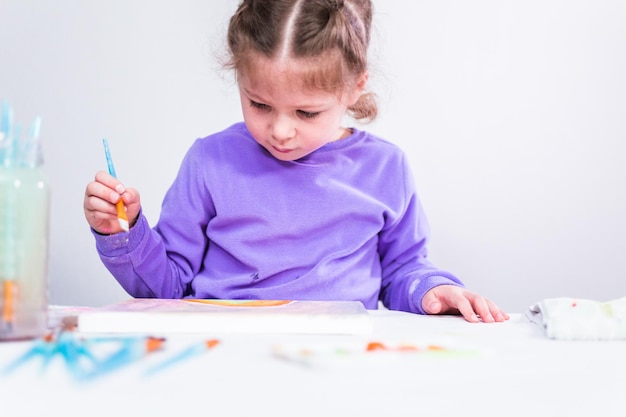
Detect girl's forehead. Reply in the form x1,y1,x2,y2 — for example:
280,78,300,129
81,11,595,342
239,71,338,107
240,65,324,98
239,51,349,96
242,56,312,85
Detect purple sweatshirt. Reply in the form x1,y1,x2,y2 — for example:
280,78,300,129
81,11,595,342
93,122,463,313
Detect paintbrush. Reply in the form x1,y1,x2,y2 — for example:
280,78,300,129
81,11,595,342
102,138,129,232
78,336,165,381
144,339,220,376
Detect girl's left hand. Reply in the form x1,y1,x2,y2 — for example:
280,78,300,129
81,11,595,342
422,285,510,323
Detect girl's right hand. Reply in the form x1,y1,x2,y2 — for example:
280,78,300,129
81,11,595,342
83,170,141,235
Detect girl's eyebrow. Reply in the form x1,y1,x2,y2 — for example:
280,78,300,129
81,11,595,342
242,87,265,102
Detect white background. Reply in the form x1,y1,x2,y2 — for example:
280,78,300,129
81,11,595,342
1,0,624,312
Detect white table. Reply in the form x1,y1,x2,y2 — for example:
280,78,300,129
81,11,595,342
1,309,624,417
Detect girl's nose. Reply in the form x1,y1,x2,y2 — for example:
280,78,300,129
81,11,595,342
271,114,296,143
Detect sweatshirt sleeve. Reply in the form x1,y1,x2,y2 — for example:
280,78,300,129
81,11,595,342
377,154,464,314
92,139,212,298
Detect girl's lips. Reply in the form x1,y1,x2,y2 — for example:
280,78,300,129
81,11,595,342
272,145,293,153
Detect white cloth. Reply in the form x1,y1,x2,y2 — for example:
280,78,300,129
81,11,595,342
525,296,626,340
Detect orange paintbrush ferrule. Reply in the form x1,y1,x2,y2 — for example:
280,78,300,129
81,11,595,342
115,199,129,232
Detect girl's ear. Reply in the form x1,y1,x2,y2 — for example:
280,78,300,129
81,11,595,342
346,71,369,106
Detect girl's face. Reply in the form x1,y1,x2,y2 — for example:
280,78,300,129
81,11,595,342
238,57,364,161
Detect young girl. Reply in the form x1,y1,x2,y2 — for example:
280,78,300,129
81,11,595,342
83,0,508,323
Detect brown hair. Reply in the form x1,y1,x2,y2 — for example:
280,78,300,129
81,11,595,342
226,0,377,122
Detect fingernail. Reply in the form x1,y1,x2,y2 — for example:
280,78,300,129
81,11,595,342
115,184,125,194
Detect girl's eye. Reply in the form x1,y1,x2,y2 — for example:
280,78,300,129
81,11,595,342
250,100,270,111
297,110,320,119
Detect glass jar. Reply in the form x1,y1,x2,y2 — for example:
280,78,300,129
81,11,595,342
0,165,50,340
